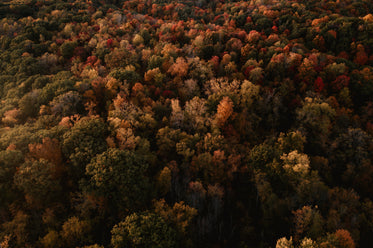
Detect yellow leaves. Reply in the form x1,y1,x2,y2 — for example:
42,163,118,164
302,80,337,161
105,76,121,93
281,150,310,176
116,127,141,150
125,64,136,71
80,67,99,79
275,236,294,248
299,238,317,248
171,202,198,233
153,199,197,234
107,117,141,150
184,97,207,131
40,230,60,248
277,131,306,153
62,23,73,36
193,35,204,47
0,235,12,248
170,99,184,128
176,141,195,159
61,217,90,246
144,68,161,82
297,97,336,135
221,54,231,66
209,79,242,100
132,34,144,46
240,80,260,108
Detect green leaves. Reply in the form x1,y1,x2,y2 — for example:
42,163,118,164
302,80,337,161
85,148,150,211
111,212,177,248
62,117,108,169
14,159,61,206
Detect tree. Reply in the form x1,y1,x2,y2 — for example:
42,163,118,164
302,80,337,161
50,91,84,116
2,211,30,247
275,237,294,248
322,229,356,248
40,230,61,248
281,150,310,177
0,149,24,211
85,148,151,212
292,206,324,242
170,99,184,128
14,159,62,207
111,212,177,248
153,199,198,235
239,80,260,109
60,41,77,59
215,96,234,127
28,137,62,167
299,237,318,248
19,90,41,120
184,97,208,132
277,131,306,154
60,217,91,247
62,117,108,176
296,97,336,152
326,188,361,242
168,57,188,78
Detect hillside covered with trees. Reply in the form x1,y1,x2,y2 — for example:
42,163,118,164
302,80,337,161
0,0,373,247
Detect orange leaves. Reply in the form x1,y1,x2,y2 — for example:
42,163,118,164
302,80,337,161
2,108,20,126
354,44,368,66
328,30,337,39
112,94,127,111
216,96,234,127
168,57,188,78
28,138,63,167
334,229,355,248
311,16,329,26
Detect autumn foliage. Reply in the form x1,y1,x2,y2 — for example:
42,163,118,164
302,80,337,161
0,0,372,247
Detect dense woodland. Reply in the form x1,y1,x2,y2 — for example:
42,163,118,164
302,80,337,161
0,0,372,247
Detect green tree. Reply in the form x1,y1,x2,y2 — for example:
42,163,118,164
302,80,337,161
296,97,336,153
60,216,91,247
85,148,151,212
60,41,77,59
111,212,177,248
0,149,24,211
14,159,62,207
62,117,108,178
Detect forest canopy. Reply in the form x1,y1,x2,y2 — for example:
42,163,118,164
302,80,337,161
0,0,373,247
